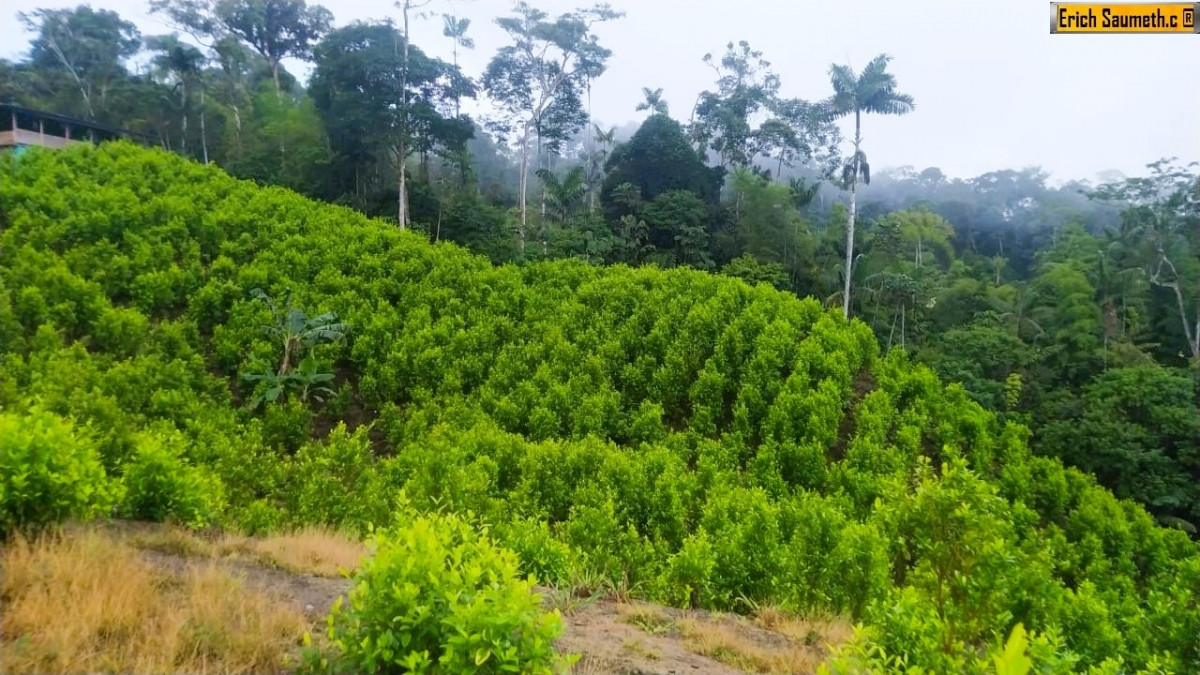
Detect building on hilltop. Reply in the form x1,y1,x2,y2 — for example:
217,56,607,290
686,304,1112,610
1,103,152,154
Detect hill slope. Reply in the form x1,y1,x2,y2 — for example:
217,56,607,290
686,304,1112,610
1,143,1197,673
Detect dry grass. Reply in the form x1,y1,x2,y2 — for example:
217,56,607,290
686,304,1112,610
621,637,660,661
570,653,613,674
677,610,853,675
126,524,367,578
1,530,309,675
220,527,367,578
127,523,217,558
618,603,677,635
752,607,855,650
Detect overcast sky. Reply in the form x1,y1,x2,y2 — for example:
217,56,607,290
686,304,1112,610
3,0,1197,182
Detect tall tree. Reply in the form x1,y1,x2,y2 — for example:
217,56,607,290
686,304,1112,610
535,165,587,224
822,53,915,319
585,123,615,210
441,13,474,118
210,35,258,153
19,6,141,120
758,97,841,180
690,41,780,169
635,87,668,116
393,0,435,228
212,0,332,94
482,1,622,251
146,34,209,161
601,113,724,213
310,20,473,214
1095,159,1200,362
149,0,258,155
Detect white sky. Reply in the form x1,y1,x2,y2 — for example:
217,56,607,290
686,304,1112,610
2,0,1198,182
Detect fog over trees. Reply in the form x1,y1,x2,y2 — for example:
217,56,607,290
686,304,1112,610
1,2,1198,672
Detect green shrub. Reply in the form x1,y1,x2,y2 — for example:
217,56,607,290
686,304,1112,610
493,517,575,587
234,498,286,536
324,511,570,674
119,430,224,528
90,307,150,359
0,408,113,534
657,530,716,608
6,144,1200,673
284,424,381,530
261,397,312,453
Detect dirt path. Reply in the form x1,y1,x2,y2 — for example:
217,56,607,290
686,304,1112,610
139,547,350,622
136,543,836,675
554,598,751,675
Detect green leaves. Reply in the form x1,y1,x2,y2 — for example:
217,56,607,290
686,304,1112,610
823,54,915,122
5,144,1200,674
240,288,344,409
0,408,114,535
325,511,569,674
119,429,225,529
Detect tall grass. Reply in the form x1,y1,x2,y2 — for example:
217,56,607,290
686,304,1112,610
1,529,309,674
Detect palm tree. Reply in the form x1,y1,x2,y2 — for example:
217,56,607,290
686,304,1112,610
635,87,668,116
147,34,208,162
536,166,589,224
441,14,474,117
985,283,1042,340
822,54,914,319
586,124,616,210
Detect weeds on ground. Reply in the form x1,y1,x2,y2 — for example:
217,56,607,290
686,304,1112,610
1,529,309,675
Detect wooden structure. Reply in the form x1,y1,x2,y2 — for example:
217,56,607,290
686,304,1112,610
0,103,148,152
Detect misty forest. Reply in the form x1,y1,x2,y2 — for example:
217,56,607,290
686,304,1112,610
1,1,1198,674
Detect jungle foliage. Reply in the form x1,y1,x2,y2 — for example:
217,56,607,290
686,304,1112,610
1,143,1198,673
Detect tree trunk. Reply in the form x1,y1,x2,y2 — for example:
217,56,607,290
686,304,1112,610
397,6,412,229
452,39,461,118
1150,251,1200,360
47,37,94,119
199,87,209,164
587,82,596,213
270,60,287,159
842,110,861,320
180,81,188,155
517,121,530,253
1168,281,1200,360
232,104,243,153
538,134,547,221
278,338,293,375
398,141,408,229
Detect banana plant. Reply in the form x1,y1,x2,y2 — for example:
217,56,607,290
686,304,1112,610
250,287,347,375
241,355,337,410
242,289,346,409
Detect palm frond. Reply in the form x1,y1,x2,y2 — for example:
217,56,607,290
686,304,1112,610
536,167,562,193
862,92,915,116
858,54,894,83
827,63,858,95
826,53,914,120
